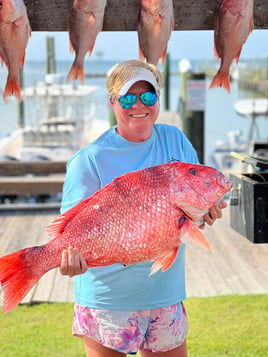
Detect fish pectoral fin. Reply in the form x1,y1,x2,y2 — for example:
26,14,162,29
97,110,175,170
150,247,180,276
181,219,212,252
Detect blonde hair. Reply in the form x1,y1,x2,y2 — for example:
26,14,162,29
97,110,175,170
106,60,163,98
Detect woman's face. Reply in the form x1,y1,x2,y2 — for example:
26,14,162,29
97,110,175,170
111,80,160,142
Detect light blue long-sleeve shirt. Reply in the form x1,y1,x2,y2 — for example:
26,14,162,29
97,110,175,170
61,124,199,310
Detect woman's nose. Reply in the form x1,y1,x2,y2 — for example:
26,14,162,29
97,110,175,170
132,96,144,107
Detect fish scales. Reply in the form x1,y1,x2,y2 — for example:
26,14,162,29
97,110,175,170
0,0,31,100
67,0,107,83
57,165,178,265
0,162,232,313
209,0,254,92
138,0,174,65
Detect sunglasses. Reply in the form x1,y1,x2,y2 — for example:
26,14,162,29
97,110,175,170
114,92,158,109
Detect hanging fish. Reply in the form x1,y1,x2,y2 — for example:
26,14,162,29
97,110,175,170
0,0,31,100
67,0,107,83
209,0,254,93
137,0,174,65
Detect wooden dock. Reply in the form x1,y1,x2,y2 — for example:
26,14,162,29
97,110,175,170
0,204,268,310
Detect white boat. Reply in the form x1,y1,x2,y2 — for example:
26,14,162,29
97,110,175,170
210,98,268,174
0,74,101,162
209,130,247,174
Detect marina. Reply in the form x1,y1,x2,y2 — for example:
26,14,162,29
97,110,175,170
0,73,101,162
0,10,268,311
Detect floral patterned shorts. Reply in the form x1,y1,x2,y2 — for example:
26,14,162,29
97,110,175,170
72,302,188,354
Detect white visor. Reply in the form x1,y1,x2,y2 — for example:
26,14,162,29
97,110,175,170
118,68,160,95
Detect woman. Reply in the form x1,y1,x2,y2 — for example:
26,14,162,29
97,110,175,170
60,60,226,357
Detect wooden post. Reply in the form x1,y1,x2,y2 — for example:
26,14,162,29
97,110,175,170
179,69,205,164
45,36,58,118
109,108,117,127
46,36,56,74
163,53,170,110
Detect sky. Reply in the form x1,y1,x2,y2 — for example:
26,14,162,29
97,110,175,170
25,29,268,62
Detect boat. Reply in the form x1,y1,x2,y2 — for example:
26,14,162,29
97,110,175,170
0,73,101,162
209,98,268,175
209,130,247,174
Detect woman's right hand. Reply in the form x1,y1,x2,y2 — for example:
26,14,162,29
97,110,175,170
60,246,88,277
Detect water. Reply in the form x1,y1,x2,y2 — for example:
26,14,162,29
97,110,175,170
1,59,268,164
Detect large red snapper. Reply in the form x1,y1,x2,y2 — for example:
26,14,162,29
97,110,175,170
0,162,232,313
209,0,254,92
137,0,174,65
0,0,31,100
67,0,106,83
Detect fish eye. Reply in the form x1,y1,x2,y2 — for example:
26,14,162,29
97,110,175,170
190,168,197,175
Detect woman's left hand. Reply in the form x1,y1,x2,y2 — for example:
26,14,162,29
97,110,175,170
202,200,228,227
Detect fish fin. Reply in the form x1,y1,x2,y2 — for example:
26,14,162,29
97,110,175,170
181,219,211,252
67,63,85,84
150,247,180,275
209,70,230,93
235,48,242,64
46,196,92,238
20,52,26,70
69,38,75,54
3,77,21,101
250,19,254,33
138,45,146,62
214,45,220,62
89,41,96,57
160,47,167,65
0,248,45,313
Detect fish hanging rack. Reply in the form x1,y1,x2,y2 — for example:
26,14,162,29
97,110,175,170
24,0,268,32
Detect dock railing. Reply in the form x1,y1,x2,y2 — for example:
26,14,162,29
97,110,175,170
0,161,66,196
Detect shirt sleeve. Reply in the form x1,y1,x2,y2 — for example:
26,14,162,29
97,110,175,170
60,150,100,214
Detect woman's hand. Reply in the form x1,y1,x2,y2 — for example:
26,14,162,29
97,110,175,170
202,200,228,227
60,246,88,277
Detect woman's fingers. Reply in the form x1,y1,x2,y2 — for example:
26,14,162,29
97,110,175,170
60,246,87,277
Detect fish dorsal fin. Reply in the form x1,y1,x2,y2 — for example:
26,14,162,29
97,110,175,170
150,247,180,275
46,196,92,238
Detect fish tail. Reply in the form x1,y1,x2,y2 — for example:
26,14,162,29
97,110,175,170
0,247,46,313
67,63,85,84
3,77,21,101
209,70,230,93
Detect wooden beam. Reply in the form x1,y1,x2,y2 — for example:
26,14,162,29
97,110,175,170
0,176,65,195
0,161,66,176
24,0,268,32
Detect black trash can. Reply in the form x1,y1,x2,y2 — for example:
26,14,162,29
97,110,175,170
229,155,268,244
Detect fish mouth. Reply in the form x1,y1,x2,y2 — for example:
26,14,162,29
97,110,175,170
217,172,232,191
178,206,207,222
178,210,205,229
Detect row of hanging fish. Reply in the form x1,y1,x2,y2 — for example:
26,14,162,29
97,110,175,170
67,0,174,84
0,0,254,100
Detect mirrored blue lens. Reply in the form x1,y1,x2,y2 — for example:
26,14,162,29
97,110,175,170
117,92,157,109
119,94,137,109
140,92,157,106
